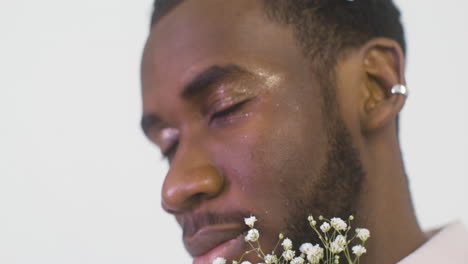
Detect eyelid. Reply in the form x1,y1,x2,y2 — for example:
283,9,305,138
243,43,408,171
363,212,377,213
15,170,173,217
159,127,180,158
208,98,254,127
204,83,255,113
161,141,178,160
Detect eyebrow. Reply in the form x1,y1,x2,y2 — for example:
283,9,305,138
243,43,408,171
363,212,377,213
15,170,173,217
141,64,252,135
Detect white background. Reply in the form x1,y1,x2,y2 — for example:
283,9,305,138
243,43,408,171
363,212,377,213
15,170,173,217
0,0,467,263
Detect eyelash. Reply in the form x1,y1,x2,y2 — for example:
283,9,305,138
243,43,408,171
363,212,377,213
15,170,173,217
161,99,251,160
161,140,179,160
210,99,250,124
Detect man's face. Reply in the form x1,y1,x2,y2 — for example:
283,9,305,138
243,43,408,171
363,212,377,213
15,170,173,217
141,0,364,263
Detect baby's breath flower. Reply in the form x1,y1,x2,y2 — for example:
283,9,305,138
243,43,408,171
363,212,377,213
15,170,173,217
213,257,226,264
307,254,321,264
264,254,278,264
330,243,344,254
299,243,323,258
290,257,305,264
330,217,347,231
356,228,370,242
299,243,313,255
282,249,295,260
245,229,260,242
306,245,324,264
352,245,367,256
244,216,257,228
223,215,369,264
281,238,293,250
306,244,324,264
335,235,347,246
320,222,331,233
329,235,347,253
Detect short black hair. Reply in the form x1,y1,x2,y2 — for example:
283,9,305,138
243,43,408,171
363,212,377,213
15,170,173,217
150,0,405,65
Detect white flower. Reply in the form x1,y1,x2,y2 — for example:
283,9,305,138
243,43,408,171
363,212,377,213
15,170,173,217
356,228,370,242
306,244,324,264
281,238,293,250
329,243,344,254
240,262,252,264
320,222,331,233
352,245,367,257
264,254,278,264
330,217,347,231
299,243,313,255
212,257,226,264
329,235,347,254
245,228,260,242
290,257,305,264
282,250,295,260
335,235,347,245
299,243,324,261
307,254,321,264
244,216,257,228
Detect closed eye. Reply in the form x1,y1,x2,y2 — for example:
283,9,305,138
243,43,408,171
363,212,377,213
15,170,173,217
210,99,251,123
161,141,179,161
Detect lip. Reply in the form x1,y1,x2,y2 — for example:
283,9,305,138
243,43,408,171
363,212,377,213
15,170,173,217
184,223,247,264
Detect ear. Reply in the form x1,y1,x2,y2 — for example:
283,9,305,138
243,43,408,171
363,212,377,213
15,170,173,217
360,38,408,134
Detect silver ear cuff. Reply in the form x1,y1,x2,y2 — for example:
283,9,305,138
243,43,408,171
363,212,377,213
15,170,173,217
391,84,408,97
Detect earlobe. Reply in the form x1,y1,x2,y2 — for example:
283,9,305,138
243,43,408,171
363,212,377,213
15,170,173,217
360,38,408,134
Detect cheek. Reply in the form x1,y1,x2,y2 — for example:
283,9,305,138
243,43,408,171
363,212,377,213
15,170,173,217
212,95,328,210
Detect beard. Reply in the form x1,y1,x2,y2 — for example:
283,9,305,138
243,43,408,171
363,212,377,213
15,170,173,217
280,112,366,247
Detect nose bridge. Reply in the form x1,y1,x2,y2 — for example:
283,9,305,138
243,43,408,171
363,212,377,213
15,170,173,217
161,131,224,213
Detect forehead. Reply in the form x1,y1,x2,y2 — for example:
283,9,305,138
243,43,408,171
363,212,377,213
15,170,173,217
141,0,311,111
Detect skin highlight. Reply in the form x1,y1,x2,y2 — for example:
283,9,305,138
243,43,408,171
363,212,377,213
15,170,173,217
140,1,427,263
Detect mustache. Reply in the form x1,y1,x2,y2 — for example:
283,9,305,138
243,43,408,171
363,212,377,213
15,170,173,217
182,211,251,238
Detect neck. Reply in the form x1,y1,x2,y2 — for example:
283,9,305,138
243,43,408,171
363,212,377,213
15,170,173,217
357,130,428,264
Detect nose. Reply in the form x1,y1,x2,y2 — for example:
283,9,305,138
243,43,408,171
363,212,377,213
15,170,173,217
161,142,224,213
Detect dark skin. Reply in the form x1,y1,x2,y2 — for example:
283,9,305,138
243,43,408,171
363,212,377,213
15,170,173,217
141,1,427,263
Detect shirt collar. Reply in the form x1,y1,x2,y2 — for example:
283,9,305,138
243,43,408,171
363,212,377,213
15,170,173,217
397,221,468,263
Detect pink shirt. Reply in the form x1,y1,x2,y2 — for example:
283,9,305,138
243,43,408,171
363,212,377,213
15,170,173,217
397,222,468,263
